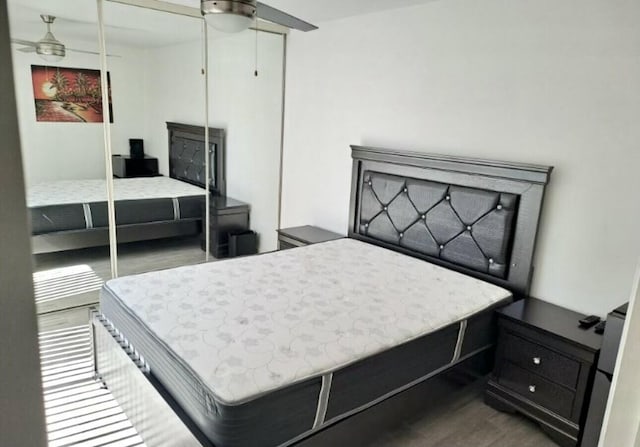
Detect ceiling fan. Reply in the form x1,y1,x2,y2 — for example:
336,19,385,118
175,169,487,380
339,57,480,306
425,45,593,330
201,0,317,33
11,15,117,62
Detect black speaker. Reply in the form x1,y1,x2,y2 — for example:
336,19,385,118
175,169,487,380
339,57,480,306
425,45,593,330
129,139,144,159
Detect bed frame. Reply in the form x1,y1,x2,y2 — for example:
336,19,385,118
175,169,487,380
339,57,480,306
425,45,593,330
31,122,226,254
93,146,552,446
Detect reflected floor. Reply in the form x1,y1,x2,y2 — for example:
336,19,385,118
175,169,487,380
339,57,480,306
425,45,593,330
33,237,207,314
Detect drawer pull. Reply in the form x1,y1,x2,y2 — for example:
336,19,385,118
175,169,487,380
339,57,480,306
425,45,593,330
533,357,541,365
529,385,537,393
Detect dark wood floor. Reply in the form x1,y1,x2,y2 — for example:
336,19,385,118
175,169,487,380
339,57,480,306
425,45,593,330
370,381,559,447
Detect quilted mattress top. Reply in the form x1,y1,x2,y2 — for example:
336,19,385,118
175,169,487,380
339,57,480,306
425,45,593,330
103,238,511,405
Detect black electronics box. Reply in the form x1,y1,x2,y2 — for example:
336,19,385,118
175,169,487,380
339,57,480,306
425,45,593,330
129,139,144,159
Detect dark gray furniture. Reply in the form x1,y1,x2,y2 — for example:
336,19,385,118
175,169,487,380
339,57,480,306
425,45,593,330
203,195,250,258
169,122,253,258
167,122,242,256
581,303,628,447
486,298,603,446
94,145,553,447
349,146,552,297
167,122,226,196
277,225,343,250
112,155,159,178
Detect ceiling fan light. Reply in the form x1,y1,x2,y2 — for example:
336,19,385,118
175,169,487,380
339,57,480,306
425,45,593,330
38,52,65,63
205,13,253,33
37,41,65,63
202,0,255,33
36,24,65,63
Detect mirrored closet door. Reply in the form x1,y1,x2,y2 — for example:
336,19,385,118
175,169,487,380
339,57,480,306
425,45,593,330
205,23,285,257
102,1,208,277
101,2,287,267
8,0,111,320
9,0,287,326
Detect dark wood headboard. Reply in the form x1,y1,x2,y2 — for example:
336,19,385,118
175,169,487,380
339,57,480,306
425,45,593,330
167,122,226,196
349,146,553,296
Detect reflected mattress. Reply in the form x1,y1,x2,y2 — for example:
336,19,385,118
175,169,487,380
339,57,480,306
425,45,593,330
28,177,205,235
100,239,512,447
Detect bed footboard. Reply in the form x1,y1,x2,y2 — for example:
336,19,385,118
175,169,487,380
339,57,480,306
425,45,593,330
93,314,203,446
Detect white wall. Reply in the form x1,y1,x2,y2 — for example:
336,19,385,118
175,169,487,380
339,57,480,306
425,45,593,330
12,41,147,187
142,38,205,175
143,31,284,253
281,0,640,315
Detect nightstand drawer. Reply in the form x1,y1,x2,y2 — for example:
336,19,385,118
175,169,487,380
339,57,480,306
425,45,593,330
504,332,580,389
499,362,575,419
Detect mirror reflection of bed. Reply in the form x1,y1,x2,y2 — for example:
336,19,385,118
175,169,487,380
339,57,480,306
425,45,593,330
30,122,229,315
11,0,285,320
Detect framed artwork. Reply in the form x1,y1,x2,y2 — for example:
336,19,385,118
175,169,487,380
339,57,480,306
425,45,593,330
31,65,114,123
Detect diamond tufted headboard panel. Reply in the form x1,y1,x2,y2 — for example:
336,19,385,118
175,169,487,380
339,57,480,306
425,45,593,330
349,146,553,296
360,172,519,279
167,122,226,196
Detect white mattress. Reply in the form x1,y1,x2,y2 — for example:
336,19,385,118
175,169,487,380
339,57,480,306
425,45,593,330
28,177,205,207
103,238,511,405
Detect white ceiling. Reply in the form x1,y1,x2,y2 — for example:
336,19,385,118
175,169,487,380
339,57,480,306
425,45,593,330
162,0,437,24
7,0,437,50
255,0,437,24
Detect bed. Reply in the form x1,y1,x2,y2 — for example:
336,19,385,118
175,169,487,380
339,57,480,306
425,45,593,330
30,122,226,254
93,145,553,446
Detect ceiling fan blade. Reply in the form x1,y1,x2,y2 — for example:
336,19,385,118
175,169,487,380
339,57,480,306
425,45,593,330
18,47,38,53
11,38,37,47
256,2,318,32
67,47,122,58
67,48,99,55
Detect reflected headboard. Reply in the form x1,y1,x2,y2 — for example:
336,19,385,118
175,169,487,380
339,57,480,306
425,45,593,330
167,122,226,196
348,146,553,296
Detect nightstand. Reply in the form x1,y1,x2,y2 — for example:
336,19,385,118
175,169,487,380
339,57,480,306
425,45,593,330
202,195,251,258
112,155,159,178
485,298,602,447
277,225,343,250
